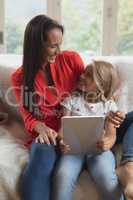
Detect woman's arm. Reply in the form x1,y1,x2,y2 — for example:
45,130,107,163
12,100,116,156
11,69,57,145
11,69,40,133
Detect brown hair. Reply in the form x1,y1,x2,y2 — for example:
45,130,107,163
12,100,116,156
22,15,64,113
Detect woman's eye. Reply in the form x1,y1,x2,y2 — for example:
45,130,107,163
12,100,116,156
48,46,56,49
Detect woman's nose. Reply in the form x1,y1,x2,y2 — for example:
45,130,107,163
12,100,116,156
55,45,60,54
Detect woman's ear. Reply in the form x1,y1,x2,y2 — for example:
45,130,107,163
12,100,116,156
0,112,8,125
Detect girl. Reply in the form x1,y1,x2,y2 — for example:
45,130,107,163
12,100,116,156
53,60,124,200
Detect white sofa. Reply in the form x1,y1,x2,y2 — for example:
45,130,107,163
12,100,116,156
0,54,133,200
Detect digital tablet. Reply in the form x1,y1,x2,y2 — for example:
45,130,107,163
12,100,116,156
62,116,105,154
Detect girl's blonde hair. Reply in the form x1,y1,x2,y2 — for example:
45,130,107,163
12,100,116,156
82,60,121,101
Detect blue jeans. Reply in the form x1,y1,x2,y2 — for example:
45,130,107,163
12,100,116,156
52,151,124,200
117,111,133,163
20,142,58,200
121,122,133,163
20,112,133,200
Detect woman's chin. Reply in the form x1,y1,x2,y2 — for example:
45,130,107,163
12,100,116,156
48,57,56,63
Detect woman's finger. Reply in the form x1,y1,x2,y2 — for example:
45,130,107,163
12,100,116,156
53,130,58,138
35,137,39,143
47,130,56,145
36,135,44,144
39,136,45,144
36,134,50,145
42,134,50,145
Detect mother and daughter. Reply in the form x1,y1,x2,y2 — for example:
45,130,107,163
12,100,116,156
11,14,133,200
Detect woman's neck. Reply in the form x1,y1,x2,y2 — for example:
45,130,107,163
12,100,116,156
41,63,54,86
41,62,49,71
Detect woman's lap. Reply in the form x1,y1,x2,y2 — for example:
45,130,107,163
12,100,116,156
116,111,133,144
116,111,133,163
21,142,58,200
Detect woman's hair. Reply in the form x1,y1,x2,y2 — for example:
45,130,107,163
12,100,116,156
22,14,64,113
79,60,122,101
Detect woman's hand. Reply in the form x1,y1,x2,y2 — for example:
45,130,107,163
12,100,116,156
97,134,116,151
34,122,58,145
59,139,70,154
107,111,125,128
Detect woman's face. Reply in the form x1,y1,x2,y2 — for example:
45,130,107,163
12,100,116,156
43,28,63,64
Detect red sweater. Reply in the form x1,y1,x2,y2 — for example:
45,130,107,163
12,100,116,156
11,51,85,147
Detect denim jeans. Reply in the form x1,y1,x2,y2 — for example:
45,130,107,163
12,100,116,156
117,111,133,143
20,142,58,200
20,112,133,200
117,111,133,163
52,151,124,200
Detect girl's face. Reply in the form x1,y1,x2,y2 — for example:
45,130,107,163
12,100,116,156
43,28,63,64
78,74,98,94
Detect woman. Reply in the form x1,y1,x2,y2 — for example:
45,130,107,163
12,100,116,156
117,111,133,199
11,14,125,200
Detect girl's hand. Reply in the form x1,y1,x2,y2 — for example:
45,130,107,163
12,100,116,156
97,134,116,151
107,111,125,128
35,123,57,145
59,139,71,154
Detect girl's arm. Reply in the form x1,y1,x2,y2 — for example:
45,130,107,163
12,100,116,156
104,118,116,138
58,107,71,140
57,107,71,153
97,119,116,151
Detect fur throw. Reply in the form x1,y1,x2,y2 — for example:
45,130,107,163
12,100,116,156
0,126,28,200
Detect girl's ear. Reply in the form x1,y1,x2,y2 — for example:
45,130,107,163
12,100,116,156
0,112,8,125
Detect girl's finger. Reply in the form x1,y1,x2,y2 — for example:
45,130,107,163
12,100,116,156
114,111,125,120
108,117,120,126
109,111,125,122
113,117,123,125
113,116,123,124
